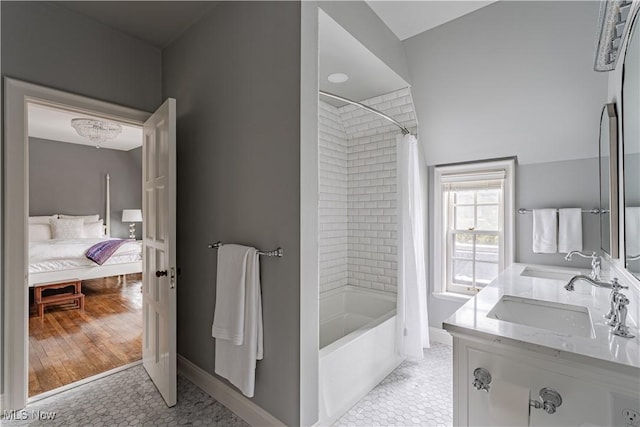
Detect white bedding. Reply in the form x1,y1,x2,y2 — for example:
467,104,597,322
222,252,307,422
29,238,142,274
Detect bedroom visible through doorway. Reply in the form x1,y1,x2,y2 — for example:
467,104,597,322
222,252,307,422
27,102,144,398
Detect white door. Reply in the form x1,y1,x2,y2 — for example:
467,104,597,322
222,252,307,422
142,98,177,407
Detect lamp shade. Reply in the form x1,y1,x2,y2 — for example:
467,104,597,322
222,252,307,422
122,209,143,222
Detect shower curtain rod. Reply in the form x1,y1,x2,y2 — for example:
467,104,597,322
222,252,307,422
319,90,410,135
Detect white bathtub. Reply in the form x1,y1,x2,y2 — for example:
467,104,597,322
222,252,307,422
318,286,404,426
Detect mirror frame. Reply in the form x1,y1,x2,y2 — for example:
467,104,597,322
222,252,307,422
622,5,640,279
599,103,619,258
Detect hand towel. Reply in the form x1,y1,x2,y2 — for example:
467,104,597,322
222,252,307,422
627,207,640,257
211,244,251,345
558,208,583,253
533,209,557,253
214,247,263,398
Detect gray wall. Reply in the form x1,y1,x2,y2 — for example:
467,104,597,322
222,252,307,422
162,2,301,425
405,1,606,166
2,0,162,397
29,139,142,240
404,1,608,327
516,158,600,265
1,1,162,112
319,1,411,85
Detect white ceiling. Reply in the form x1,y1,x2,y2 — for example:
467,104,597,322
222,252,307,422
366,1,498,41
55,1,218,48
319,9,408,106
28,103,143,151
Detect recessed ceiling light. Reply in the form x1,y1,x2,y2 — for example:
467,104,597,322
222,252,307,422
328,73,349,83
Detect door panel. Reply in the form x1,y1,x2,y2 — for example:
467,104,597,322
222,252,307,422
142,98,177,407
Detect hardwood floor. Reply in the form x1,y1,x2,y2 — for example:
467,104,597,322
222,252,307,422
28,274,142,397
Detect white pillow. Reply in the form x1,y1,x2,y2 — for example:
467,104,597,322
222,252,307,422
59,214,100,224
83,220,104,238
29,224,52,241
50,218,85,239
29,215,58,224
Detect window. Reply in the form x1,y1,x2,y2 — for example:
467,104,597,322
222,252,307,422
434,160,515,296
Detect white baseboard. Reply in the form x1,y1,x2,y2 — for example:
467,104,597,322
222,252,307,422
177,354,285,427
429,327,453,346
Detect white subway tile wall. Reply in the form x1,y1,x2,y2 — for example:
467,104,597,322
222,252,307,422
319,101,349,292
319,88,417,294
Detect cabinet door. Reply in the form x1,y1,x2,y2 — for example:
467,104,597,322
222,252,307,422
466,347,611,426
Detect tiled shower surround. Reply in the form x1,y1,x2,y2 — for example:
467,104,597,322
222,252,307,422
319,88,418,293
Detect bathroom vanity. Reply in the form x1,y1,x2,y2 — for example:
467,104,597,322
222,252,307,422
443,264,640,426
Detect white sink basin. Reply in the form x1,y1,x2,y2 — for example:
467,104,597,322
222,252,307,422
487,295,595,338
520,266,581,281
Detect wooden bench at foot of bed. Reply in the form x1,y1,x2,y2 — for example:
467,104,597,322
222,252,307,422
34,278,84,319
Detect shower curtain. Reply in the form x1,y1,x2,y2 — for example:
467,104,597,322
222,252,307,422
396,133,429,359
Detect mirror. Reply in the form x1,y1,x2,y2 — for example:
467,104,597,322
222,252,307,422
599,103,619,258
623,10,640,279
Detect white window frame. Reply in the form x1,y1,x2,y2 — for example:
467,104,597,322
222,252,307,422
433,159,515,298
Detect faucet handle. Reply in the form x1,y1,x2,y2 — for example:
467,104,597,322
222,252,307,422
611,293,635,338
611,278,628,291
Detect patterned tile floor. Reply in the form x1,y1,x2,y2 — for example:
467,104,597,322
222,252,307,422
3,343,452,427
3,365,248,427
334,343,453,427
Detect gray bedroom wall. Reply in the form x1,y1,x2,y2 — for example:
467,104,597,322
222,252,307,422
29,139,142,240
162,2,301,425
404,1,608,327
1,1,162,112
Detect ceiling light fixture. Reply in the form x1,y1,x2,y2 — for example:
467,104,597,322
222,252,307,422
70,118,123,148
328,73,349,83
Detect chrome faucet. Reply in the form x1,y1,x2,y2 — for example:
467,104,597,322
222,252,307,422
564,275,617,291
564,251,601,280
564,276,635,338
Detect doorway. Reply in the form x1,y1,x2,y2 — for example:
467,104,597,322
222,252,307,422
26,102,145,398
4,78,177,410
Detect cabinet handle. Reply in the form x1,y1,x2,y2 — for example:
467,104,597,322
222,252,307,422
156,270,168,277
530,387,563,415
472,367,492,392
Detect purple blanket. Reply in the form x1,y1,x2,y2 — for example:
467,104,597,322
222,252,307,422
86,239,132,265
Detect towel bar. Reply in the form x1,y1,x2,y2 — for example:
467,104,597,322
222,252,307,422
517,208,602,215
208,241,283,257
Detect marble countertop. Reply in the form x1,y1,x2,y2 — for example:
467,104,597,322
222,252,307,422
443,263,640,370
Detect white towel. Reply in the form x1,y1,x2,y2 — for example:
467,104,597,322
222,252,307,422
212,244,251,344
626,207,640,257
213,246,263,398
558,208,583,253
533,209,557,253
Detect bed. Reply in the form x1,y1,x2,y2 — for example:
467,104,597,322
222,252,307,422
28,174,143,287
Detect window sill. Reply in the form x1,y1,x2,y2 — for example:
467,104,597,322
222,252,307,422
431,291,474,303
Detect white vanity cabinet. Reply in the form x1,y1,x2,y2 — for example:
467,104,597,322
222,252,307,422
444,264,640,427
451,333,640,427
